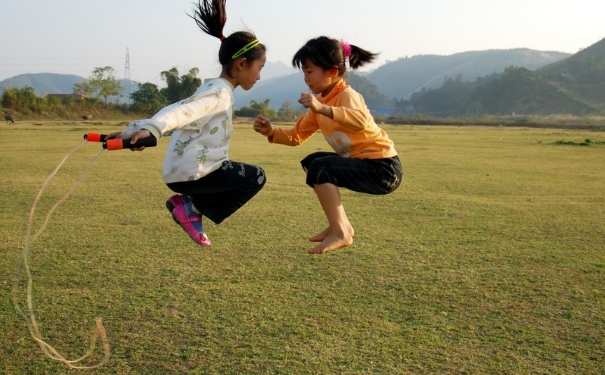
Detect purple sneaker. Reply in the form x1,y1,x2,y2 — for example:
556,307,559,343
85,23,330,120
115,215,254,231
169,195,211,247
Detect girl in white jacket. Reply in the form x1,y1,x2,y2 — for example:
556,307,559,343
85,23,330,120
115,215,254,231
107,0,267,247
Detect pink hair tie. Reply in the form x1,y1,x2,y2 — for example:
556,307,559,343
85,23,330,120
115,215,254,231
340,39,352,58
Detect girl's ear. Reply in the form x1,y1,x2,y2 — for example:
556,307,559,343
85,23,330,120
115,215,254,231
329,67,339,77
235,57,248,72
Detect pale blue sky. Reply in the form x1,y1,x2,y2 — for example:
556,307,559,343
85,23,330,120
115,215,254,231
1,0,603,86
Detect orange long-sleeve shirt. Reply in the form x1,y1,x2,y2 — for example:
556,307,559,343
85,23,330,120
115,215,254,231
269,80,398,160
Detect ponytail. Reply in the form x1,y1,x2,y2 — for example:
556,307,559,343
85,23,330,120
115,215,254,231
188,0,227,41
348,44,378,70
188,0,265,77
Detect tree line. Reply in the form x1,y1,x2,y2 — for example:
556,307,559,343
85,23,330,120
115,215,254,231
2,66,127,119
408,64,604,117
1,65,309,121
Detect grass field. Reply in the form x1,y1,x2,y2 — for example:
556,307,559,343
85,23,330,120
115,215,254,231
1,121,604,374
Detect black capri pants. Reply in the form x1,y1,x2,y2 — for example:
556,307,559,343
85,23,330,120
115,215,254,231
300,152,402,195
167,160,266,224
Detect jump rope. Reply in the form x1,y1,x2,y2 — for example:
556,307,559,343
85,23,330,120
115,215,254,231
12,133,156,369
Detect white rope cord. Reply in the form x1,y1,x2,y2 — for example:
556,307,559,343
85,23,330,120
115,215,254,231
12,139,110,369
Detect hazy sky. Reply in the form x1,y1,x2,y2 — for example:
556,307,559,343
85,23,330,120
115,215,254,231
1,0,603,86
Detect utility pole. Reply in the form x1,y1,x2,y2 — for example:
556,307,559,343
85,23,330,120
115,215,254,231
124,48,131,104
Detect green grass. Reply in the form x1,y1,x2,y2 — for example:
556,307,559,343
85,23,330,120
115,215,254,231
1,121,604,374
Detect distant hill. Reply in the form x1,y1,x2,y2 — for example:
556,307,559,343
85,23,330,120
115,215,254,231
234,48,571,109
367,49,570,99
538,37,605,109
546,38,605,74
0,73,139,103
260,61,298,80
409,37,605,116
0,73,86,95
0,61,296,104
1,47,595,115
234,72,307,110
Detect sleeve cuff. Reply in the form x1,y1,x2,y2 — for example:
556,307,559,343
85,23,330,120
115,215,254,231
143,125,162,140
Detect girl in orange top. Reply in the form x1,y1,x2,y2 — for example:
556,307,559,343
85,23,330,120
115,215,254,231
254,36,402,254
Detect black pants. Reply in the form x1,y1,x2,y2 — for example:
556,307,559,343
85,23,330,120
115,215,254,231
300,152,402,195
167,160,266,224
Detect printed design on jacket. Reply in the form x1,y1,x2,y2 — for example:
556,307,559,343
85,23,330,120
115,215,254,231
197,145,209,166
212,89,223,113
179,96,196,105
324,131,352,157
180,95,198,120
174,136,194,157
219,118,231,147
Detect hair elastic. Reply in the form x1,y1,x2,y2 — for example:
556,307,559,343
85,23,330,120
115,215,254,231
220,35,226,41
232,39,261,59
340,39,352,58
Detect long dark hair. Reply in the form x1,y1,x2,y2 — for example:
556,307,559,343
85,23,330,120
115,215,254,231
188,0,266,77
292,36,378,76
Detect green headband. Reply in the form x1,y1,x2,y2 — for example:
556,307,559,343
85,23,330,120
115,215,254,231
232,39,261,59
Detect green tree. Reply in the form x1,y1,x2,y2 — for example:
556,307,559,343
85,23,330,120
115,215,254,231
160,67,202,104
391,97,413,115
130,82,167,115
73,81,94,97
235,99,276,118
18,86,39,114
1,88,19,111
277,100,302,120
347,72,389,109
1,86,41,114
411,75,474,117
87,66,123,104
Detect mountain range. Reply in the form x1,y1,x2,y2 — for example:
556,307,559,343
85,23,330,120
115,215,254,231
410,37,605,116
234,48,571,110
0,60,298,103
367,49,570,98
2,40,602,116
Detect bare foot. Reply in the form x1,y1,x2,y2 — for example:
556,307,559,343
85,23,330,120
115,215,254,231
309,226,355,242
309,227,330,242
308,233,353,254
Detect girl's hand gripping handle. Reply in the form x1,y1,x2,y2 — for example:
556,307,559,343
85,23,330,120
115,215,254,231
103,137,157,150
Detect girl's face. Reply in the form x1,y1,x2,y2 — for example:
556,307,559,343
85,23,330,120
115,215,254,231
237,54,267,91
302,59,338,96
